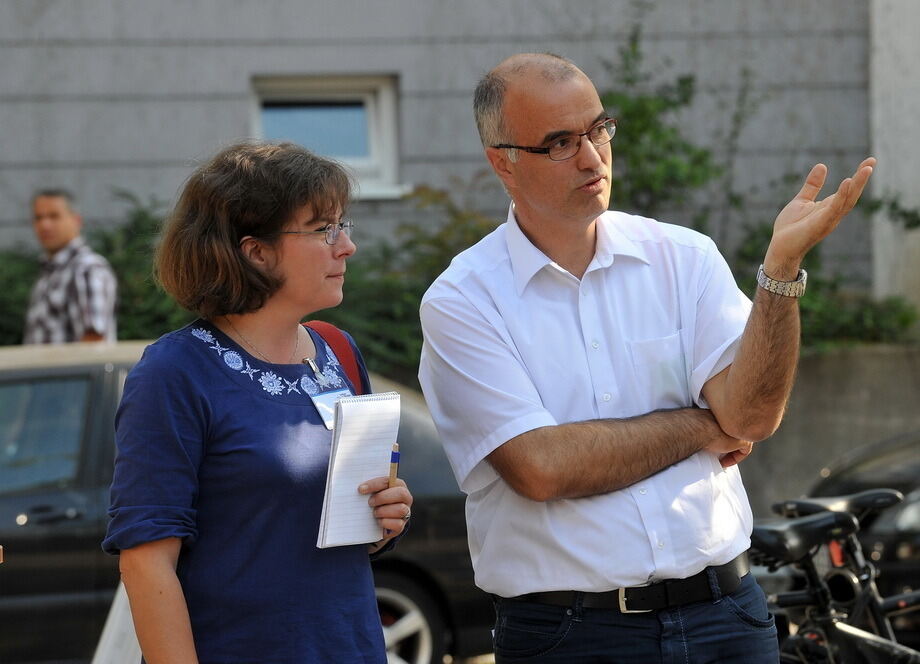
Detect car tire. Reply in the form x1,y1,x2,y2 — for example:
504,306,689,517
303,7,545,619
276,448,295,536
375,570,448,664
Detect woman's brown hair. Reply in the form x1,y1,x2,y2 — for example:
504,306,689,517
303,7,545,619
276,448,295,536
156,141,352,317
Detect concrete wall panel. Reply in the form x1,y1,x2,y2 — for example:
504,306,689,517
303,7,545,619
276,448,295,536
742,345,920,516
869,0,920,314
0,99,252,163
0,0,868,42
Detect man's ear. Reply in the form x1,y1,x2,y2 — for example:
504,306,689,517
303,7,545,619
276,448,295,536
485,147,517,193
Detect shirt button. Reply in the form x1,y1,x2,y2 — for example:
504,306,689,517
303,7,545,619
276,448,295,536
591,340,599,349
657,541,665,549
639,488,647,495
602,393,611,401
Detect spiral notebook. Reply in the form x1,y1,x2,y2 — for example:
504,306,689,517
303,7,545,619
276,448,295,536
316,391,401,548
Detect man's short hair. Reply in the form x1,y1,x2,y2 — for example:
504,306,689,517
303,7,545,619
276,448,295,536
31,188,79,214
473,52,581,159
156,141,353,318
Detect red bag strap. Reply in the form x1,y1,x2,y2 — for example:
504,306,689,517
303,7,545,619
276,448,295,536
303,320,365,395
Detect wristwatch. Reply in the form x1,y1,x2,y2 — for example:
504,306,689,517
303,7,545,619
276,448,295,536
757,264,807,298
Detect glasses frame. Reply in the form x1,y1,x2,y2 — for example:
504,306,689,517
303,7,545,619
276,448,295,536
491,117,617,161
276,219,355,246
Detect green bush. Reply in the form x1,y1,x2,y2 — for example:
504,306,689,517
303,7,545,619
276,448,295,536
322,182,500,387
0,249,40,345
732,221,917,346
87,192,192,340
600,24,721,223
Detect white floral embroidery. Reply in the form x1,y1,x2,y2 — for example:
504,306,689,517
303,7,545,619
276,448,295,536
301,376,319,396
223,351,243,370
209,340,229,356
191,327,215,343
323,342,341,367
189,326,352,401
259,371,284,396
313,368,333,389
320,367,344,389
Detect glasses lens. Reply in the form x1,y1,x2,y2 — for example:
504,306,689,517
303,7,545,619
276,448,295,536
590,120,615,146
325,220,354,245
548,137,578,161
547,120,615,161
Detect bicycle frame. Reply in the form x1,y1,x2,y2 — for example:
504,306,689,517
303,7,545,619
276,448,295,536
775,554,920,663
771,488,920,644
754,492,920,663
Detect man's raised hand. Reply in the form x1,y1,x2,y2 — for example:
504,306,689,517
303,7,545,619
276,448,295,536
764,157,876,279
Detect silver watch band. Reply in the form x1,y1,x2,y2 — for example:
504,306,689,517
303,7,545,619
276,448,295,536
756,264,807,298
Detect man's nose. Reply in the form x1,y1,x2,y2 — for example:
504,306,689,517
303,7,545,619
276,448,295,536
574,136,605,169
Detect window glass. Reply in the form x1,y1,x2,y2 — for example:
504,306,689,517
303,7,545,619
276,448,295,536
0,377,89,493
396,407,460,498
873,490,920,533
261,101,369,158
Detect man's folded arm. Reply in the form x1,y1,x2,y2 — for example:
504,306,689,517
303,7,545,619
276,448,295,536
420,295,747,502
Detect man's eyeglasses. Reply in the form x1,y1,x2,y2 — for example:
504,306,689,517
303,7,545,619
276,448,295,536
492,117,617,162
277,219,354,246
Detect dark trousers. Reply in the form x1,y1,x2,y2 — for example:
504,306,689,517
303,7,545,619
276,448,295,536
492,574,779,663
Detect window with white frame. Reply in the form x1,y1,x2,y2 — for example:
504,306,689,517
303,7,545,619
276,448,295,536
253,75,407,199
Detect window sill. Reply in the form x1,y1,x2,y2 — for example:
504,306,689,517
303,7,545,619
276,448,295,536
354,182,413,201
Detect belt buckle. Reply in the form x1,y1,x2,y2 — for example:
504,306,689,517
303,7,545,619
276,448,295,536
617,587,652,614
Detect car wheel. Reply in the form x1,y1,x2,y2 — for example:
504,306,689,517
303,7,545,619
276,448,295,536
375,570,447,664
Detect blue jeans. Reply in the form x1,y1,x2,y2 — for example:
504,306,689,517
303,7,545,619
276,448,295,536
492,573,779,663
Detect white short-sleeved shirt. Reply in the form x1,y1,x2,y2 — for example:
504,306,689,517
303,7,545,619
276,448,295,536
418,206,754,597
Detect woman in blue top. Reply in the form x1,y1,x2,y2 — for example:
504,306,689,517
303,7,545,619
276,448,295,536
103,141,413,663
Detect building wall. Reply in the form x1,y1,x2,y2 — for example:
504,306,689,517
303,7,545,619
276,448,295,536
0,0,872,285
870,0,920,313
742,344,920,516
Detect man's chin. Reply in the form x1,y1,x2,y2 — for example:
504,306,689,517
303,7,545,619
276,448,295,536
589,190,612,216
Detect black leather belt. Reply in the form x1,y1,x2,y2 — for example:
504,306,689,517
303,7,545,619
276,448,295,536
504,552,750,614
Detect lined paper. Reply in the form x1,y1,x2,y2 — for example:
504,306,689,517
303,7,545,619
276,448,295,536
316,392,401,548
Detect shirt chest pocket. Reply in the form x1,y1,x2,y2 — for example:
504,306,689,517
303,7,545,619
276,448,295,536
625,331,690,410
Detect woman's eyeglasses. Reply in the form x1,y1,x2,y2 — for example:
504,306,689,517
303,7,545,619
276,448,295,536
277,219,355,246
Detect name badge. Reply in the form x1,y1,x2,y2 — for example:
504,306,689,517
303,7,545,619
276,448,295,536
304,357,353,429
310,387,353,430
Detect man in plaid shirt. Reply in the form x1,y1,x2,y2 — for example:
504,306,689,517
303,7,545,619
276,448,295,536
23,189,117,344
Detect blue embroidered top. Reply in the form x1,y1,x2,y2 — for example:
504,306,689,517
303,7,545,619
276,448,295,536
103,321,387,664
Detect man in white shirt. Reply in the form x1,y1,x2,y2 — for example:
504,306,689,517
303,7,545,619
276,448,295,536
418,52,874,662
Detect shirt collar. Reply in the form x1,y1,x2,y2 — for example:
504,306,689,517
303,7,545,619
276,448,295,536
590,211,650,271
504,204,651,295
41,236,85,269
504,205,554,296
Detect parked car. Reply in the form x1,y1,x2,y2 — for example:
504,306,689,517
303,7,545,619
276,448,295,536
808,429,920,648
0,341,493,664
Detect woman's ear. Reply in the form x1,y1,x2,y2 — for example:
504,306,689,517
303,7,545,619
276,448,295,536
238,235,273,268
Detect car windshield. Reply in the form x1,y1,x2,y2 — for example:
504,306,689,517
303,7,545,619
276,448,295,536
812,433,920,496
872,489,920,533
0,377,90,493
396,407,460,497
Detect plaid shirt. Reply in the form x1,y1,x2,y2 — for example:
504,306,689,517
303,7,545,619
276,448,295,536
23,237,117,344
